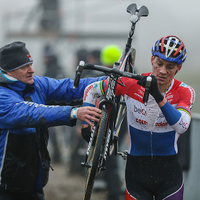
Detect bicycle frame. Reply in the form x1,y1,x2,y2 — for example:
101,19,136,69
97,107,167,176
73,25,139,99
81,62,128,171
73,3,149,200
80,62,142,169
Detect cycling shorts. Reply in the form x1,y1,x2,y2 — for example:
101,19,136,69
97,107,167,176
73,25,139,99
125,154,184,200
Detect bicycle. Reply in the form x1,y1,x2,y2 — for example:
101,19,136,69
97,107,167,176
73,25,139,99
73,3,149,200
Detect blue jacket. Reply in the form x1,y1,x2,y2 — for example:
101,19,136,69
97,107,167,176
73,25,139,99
0,74,105,193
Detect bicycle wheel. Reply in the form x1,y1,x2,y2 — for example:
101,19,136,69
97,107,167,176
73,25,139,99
83,108,109,200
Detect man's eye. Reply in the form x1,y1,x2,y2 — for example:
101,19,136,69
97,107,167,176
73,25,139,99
21,65,29,70
167,67,173,70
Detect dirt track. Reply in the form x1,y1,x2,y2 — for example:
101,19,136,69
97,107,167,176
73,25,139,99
44,162,121,200
45,127,126,200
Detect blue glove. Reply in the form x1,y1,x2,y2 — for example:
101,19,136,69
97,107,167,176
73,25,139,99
137,75,164,103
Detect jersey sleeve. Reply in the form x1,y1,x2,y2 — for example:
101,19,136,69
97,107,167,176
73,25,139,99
102,77,135,96
176,84,195,115
82,80,105,107
160,101,190,134
82,80,105,125
161,83,195,134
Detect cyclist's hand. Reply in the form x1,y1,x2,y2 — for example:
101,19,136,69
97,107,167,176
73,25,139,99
77,106,102,126
137,75,164,103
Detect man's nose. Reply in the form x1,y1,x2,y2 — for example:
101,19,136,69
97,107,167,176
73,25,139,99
159,65,167,73
28,64,34,73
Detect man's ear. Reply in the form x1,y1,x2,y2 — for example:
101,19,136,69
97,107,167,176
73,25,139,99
176,64,182,74
6,71,12,76
151,55,154,65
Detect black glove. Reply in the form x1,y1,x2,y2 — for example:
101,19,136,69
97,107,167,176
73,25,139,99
137,75,164,103
81,126,91,143
81,126,97,146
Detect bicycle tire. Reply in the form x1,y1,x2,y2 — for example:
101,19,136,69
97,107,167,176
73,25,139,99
83,108,109,200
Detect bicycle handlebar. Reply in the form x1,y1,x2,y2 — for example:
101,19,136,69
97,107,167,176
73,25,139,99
73,61,151,105
83,62,143,80
143,76,152,106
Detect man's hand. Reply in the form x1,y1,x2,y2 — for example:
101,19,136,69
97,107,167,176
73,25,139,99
137,75,164,103
77,106,102,126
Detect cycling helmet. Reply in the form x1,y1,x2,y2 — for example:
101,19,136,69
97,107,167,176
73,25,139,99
100,45,122,66
151,35,187,65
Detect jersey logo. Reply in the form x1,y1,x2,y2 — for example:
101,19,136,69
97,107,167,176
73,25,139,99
84,84,93,101
180,82,188,87
134,105,146,115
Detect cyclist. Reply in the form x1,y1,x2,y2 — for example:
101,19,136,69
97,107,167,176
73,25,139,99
0,41,106,200
81,35,195,200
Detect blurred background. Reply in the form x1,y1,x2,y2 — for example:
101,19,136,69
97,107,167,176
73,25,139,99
0,0,199,113
0,0,200,199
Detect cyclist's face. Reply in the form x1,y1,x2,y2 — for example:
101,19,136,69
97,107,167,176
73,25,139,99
151,56,182,87
7,64,35,84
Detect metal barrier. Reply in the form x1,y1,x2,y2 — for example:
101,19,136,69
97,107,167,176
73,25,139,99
183,113,200,199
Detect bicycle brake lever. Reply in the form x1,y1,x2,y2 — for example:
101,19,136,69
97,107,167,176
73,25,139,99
73,61,85,89
143,76,152,106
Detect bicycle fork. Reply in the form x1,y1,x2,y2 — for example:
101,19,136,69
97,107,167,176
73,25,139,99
81,125,96,169
99,128,112,171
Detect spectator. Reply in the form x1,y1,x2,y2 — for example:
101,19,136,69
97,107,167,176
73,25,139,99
0,41,106,200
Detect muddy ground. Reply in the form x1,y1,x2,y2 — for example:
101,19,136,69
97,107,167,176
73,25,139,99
44,127,126,200
44,161,125,200
44,162,105,200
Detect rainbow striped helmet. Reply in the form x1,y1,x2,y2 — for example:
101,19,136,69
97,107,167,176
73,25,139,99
151,35,187,65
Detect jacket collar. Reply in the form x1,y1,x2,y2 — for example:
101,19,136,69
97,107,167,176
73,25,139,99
6,80,36,98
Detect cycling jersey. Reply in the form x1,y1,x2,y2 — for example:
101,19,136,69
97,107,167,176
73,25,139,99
82,73,195,157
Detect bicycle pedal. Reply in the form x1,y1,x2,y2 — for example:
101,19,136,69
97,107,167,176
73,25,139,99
81,162,91,168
